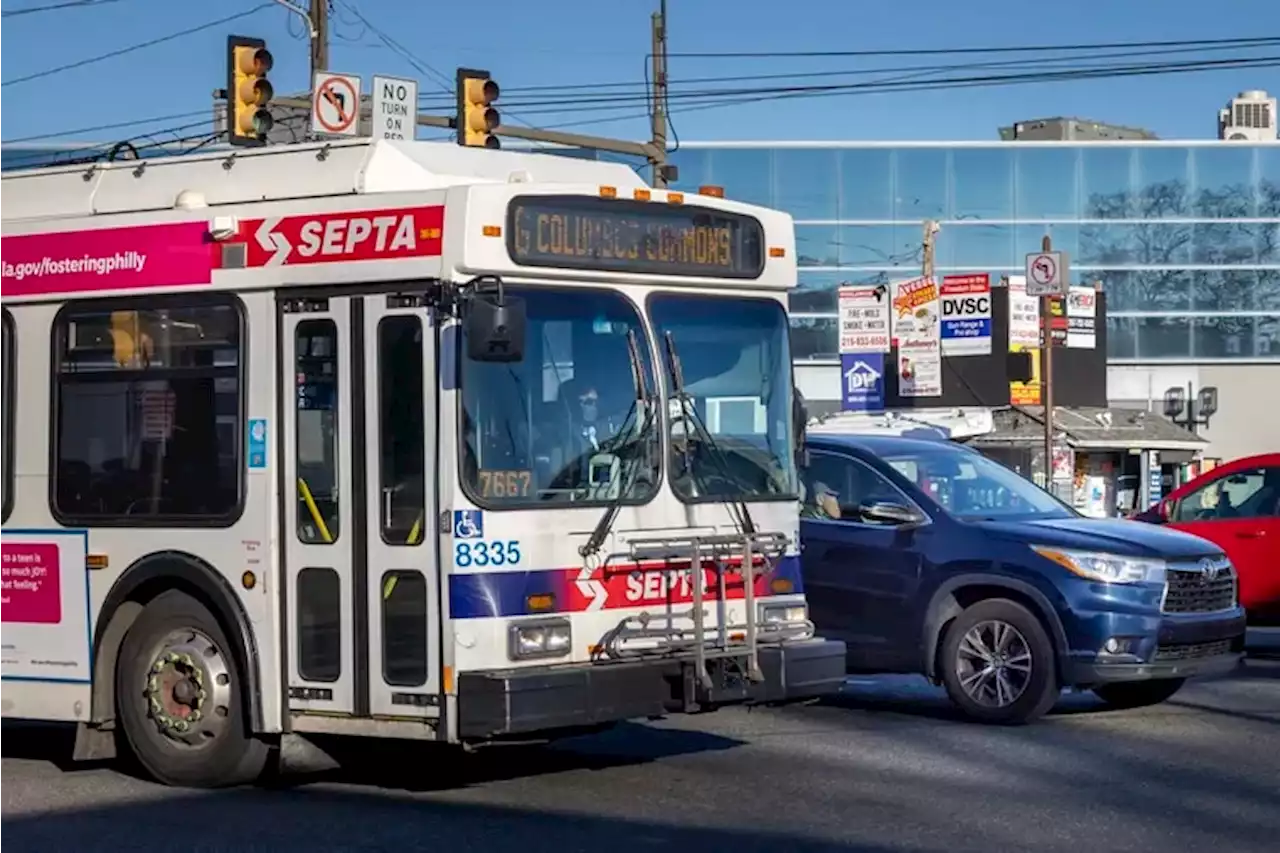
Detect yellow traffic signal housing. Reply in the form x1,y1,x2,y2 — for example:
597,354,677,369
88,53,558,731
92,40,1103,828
227,35,274,147
456,68,499,149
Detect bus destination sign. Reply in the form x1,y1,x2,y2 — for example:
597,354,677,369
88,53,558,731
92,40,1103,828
506,195,765,279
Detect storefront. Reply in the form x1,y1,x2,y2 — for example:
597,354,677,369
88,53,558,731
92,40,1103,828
971,405,1206,518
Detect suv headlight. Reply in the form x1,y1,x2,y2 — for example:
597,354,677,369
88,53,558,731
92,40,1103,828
760,602,808,625
508,618,572,660
1033,546,1167,585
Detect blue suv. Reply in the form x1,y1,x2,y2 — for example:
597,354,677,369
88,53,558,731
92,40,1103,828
800,434,1247,724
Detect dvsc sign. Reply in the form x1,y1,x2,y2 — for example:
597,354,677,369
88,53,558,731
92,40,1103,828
943,296,991,316
939,274,993,357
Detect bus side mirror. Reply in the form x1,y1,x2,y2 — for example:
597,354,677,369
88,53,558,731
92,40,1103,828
464,290,526,363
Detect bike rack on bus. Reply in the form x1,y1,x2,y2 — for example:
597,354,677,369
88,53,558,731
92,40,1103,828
595,531,791,692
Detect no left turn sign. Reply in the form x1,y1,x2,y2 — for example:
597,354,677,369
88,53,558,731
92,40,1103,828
311,72,362,137
1024,250,1067,296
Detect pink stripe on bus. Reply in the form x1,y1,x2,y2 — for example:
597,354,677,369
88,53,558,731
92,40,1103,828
1,221,214,297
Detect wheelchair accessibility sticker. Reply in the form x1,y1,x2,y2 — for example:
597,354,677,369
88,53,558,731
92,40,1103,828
453,510,483,539
451,510,521,568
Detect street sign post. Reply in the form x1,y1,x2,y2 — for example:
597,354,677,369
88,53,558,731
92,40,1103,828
311,72,362,138
1029,237,1063,489
1025,250,1068,297
372,74,418,141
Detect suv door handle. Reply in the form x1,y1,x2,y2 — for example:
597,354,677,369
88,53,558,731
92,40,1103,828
1235,530,1265,539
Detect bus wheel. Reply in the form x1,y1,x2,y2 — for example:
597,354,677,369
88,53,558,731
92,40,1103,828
115,590,269,788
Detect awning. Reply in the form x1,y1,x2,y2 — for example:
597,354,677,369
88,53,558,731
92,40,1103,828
970,406,1206,453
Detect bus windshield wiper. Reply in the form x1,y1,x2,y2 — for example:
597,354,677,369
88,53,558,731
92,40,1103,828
580,330,657,561
662,331,756,536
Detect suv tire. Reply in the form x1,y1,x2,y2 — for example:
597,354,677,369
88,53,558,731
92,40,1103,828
1093,678,1186,710
938,598,1059,725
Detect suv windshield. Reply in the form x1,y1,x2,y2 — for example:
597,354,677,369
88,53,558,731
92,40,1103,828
648,294,797,503
883,445,1075,521
459,286,660,507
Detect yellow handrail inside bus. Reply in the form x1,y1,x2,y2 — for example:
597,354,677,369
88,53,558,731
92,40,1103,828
297,477,334,544
406,511,424,546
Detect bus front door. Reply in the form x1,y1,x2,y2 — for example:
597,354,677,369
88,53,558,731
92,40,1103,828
280,291,442,726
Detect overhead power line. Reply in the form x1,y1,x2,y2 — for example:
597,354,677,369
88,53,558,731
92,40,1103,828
413,53,1280,118
332,0,454,96
333,0,546,139
2,0,121,19
3,110,213,145
659,55,1280,117
666,35,1280,59
2,4,271,88
461,37,1280,99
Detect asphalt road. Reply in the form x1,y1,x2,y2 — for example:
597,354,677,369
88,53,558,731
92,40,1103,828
4,659,1278,853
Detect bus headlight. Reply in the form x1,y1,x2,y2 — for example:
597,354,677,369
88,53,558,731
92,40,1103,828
508,618,572,660
760,603,808,626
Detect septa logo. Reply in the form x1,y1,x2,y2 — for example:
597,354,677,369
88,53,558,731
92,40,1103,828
240,205,444,267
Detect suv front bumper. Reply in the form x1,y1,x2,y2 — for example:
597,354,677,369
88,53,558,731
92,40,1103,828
1064,606,1247,686
457,638,847,739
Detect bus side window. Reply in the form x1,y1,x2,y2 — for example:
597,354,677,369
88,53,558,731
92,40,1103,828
51,298,243,524
295,320,341,544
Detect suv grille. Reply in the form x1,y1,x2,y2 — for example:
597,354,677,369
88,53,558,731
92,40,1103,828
1162,558,1236,614
1154,638,1233,662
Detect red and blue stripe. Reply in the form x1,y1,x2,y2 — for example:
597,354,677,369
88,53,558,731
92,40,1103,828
448,554,804,620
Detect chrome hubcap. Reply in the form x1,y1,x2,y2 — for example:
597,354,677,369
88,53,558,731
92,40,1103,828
956,620,1033,708
143,628,232,748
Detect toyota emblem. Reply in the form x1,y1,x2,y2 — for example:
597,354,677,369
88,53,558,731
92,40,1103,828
1198,558,1220,584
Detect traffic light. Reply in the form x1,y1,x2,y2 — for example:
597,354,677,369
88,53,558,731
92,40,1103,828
456,67,499,149
227,35,274,147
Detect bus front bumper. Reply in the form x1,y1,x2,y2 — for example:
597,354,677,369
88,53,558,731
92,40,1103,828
456,638,847,740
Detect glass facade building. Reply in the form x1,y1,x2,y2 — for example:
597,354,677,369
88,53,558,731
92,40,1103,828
7,141,1278,364
655,142,1280,366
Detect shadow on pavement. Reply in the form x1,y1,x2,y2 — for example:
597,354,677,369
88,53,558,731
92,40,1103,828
1,787,919,853
285,721,748,791
0,719,749,793
814,677,1103,722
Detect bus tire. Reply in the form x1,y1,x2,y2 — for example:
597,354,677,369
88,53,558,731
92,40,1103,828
115,589,269,788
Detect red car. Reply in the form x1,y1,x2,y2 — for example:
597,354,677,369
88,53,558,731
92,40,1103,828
1134,453,1280,624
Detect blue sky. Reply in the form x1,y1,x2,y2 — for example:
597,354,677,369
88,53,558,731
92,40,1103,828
2,0,1277,146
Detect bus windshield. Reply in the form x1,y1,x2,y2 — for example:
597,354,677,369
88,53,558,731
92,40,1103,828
459,286,660,508
648,294,798,503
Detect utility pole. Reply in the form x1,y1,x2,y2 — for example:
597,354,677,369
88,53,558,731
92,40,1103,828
649,0,669,187
1040,233,1056,492
309,0,329,80
921,220,940,279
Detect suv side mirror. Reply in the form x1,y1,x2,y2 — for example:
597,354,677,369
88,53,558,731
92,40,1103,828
1134,498,1172,523
464,288,526,363
856,500,926,527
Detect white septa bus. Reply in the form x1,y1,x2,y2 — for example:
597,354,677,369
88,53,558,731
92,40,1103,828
0,138,845,788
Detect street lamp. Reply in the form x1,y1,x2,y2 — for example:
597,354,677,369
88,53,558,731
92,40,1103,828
1162,384,1219,432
